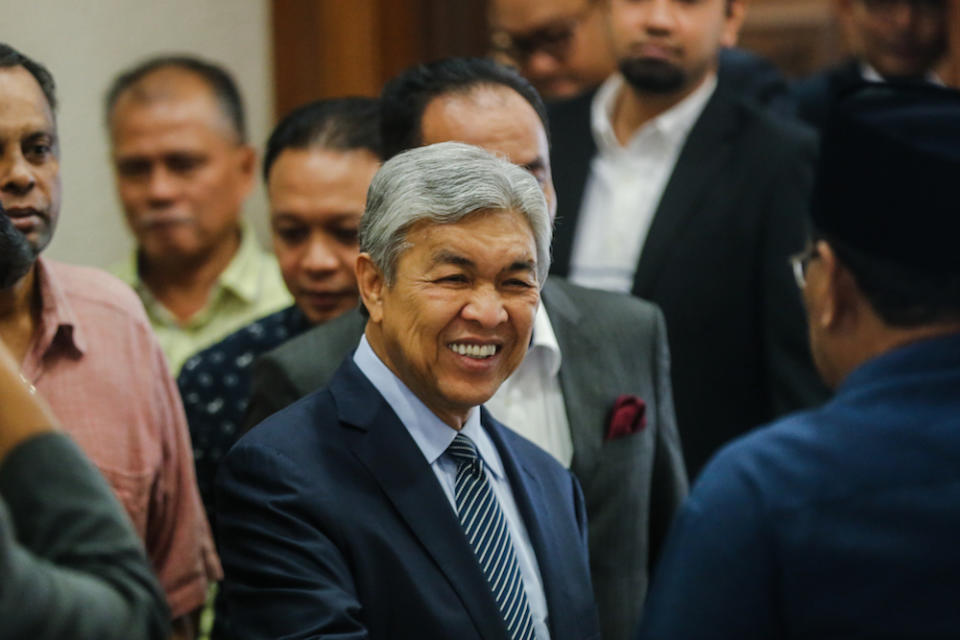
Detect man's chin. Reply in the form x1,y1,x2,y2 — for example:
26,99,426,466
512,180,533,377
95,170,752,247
619,58,687,94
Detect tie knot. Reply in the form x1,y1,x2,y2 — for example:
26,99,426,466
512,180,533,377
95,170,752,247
447,433,480,469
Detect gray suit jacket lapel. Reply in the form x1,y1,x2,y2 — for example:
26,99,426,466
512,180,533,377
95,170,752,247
541,280,604,479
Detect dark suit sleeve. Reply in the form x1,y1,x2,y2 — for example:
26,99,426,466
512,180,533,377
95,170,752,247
216,441,368,640
0,433,170,640
637,449,776,640
646,306,688,566
758,135,831,415
242,353,303,432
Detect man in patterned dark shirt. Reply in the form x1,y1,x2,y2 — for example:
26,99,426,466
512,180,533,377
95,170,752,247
177,98,382,521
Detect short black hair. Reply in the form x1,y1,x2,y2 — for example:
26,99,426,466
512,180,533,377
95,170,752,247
263,97,382,182
0,42,57,112
820,230,960,328
380,57,549,160
105,54,247,142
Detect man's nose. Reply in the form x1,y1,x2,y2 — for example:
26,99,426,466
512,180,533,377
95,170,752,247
145,167,179,203
525,49,564,79
643,0,678,33
462,286,509,328
0,151,36,196
302,234,340,275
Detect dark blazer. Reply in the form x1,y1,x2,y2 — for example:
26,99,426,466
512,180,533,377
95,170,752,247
638,332,960,638
245,277,688,640
790,58,864,130
548,83,830,477
217,357,601,640
0,434,169,640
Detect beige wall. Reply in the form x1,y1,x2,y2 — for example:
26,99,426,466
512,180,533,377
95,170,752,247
1,0,273,269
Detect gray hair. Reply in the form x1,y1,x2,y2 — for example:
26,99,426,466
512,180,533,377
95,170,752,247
360,141,551,285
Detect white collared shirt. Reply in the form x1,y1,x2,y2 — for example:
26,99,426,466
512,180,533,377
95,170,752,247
569,73,717,293
353,336,551,640
485,303,572,468
860,62,943,86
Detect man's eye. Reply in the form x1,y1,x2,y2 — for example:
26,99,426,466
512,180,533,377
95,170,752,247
332,227,359,244
276,227,308,244
504,278,534,289
167,155,205,173
116,160,149,178
436,274,468,284
25,143,52,161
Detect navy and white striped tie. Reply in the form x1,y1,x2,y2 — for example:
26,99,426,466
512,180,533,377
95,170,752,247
448,433,537,640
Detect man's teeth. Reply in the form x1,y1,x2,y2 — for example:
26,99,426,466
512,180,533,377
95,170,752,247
449,343,497,358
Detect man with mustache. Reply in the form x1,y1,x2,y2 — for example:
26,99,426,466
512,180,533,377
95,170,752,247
106,56,290,374
0,43,219,640
548,0,829,477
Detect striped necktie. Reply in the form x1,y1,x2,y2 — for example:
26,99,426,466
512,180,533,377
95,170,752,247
447,433,537,640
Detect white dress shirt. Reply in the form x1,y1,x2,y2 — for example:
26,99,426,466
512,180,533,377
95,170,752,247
353,336,551,640
485,303,572,468
570,73,717,293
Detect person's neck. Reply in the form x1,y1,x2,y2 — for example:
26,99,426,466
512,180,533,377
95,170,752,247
140,228,242,325
0,264,40,364
611,74,709,147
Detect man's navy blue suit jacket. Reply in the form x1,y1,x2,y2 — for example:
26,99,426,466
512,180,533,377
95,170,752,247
216,357,601,640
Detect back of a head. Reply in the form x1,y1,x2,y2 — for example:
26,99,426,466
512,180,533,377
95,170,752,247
263,97,382,182
379,57,549,159
105,54,247,143
812,82,960,327
0,42,57,112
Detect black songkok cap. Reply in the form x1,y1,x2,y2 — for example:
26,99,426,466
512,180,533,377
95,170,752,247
812,82,960,274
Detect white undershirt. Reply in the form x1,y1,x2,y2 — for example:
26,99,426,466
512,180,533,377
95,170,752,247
486,302,573,468
569,73,717,293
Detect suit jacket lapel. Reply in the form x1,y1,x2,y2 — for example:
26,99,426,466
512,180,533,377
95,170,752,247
541,281,604,479
330,361,509,640
632,88,740,296
482,410,577,638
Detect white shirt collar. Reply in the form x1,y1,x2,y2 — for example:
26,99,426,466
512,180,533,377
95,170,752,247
353,334,505,479
860,62,943,86
591,72,718,155
529,301,561,378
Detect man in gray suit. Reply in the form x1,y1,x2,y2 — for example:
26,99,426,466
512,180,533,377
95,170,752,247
243,57,687,640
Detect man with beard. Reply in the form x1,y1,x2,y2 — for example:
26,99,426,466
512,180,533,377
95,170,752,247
0,43,219,639
548,0,829,477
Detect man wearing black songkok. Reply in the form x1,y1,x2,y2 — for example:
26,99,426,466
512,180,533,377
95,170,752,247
637,82,960,639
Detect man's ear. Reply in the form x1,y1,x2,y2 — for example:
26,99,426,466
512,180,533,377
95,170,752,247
235,145,258,199
813,241,859,332
721,0,747,48
356,253,386,323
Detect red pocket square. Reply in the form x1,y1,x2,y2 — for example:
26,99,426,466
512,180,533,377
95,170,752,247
606,394,647,440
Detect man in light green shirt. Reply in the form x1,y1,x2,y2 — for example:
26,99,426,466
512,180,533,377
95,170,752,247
111,222,289,375
105,56,290,374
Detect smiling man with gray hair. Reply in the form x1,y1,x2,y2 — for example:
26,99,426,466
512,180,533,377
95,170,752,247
216,142,600,640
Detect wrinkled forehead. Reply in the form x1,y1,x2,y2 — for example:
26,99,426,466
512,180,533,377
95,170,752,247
0,66,56,133
109,68,235,141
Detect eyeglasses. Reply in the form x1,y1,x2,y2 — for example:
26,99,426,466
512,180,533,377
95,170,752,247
490,6,592,64
790,245,820,289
